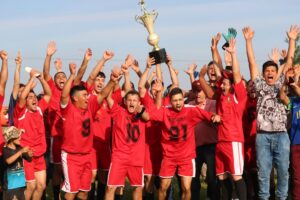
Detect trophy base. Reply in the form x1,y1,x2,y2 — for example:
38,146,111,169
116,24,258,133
149,48,167,65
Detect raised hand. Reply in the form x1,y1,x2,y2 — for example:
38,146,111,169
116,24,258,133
125,54,135,67
85,48,93,61
15,51,22,65
184,63,197,75
69,63,77,75
166,54,173,66
47,41,57,56
54,58,63,72
225,38,236,54
29,68,42,79
287,25,300,40
103,50,114,61
280,49,287,59
211,33,221,50
111,67,123,83
121,64,129,74
199,65,208,77
268,48,280,63
242,27,255,40
0,50,8,61
146,57,155,69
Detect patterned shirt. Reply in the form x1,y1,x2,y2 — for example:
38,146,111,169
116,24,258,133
254,75,287,132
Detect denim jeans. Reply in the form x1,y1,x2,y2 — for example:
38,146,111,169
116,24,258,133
256,132,290,200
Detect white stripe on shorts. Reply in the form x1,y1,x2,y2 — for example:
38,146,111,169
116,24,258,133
232,142,244,175
61,151,75,193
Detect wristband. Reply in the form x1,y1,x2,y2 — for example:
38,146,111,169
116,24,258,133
134,107,145,120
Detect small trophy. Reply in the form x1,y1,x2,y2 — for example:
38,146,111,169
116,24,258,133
135,0,167,65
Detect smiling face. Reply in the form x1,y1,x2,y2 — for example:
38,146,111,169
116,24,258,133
54,72,67,90
94,76,105,93
263,66,278,86
195,90,206,105
73,90,89,110
26,92,38,111
125,93,140,114
207,64,217,82
220,78,232,96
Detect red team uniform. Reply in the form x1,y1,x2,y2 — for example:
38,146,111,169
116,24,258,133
215,80,247,176
91,97,112,171
47,78,64,164
143,93,213,177
60,95,100,193
13,98,49,181
107,101,146,187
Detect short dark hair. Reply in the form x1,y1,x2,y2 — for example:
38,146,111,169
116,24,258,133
19,83,25,88
207,61,214,66
124,90,140,100
169,87,183,99
150,79,164,87
262,60,278,73
70,85,87,101
54,72,67,80
96,71,106,79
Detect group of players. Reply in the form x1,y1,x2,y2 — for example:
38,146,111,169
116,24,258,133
0,24,299,200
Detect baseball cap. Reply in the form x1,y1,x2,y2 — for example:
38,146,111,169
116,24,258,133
192,80,202,92
3,126,24,143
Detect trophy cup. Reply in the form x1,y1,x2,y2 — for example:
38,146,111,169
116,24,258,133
135,0,167,65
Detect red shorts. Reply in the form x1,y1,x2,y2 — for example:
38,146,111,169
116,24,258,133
159,158,195,178
50,136,62,164
107,162,143,187
144,144,162,176
61,151,92,193
96,140,111,170
91,148,98,171
216,141,244,176
23,156,46,182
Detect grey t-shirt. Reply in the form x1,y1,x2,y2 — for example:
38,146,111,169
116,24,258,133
254,75,287,132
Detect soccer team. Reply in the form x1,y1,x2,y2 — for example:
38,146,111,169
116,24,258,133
0,25,300,200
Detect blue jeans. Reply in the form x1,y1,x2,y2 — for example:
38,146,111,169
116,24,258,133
256,132,290,200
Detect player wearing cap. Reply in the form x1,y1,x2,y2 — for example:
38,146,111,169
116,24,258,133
13,68,52,200
2,126,33,200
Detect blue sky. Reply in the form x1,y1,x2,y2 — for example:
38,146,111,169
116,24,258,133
0,0,299,104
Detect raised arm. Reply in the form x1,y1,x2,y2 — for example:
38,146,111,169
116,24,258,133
18,75,35,108
166,54,179,89
37,72,52,103
242,27,259,81
61,63,76,106
86,50,114,87
43,41,57,81
73,48,93,85
291,65,300,96
12,52,22,99
54,58,63,72
98,69,122,105
0,51,8,96
138,57,154,98
279,72,292,106
130,58,143,78
286,25,300,69
121,64,131,94
199,65,217,99
211,33,224,70
184,63,197,88
225,38,241,84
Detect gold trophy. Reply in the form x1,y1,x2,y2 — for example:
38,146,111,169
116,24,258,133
135,0,167,64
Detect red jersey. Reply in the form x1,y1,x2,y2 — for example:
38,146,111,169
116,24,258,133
144,94,213,160
14,98,49,156
47,78,63,137
0,95,5,156
111,88,123,105
243,97,257,145
61,95,100,154
109,101,146,166
216,80,247,142
91,96,112,143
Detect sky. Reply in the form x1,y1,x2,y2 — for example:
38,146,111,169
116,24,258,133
0,0,299,105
